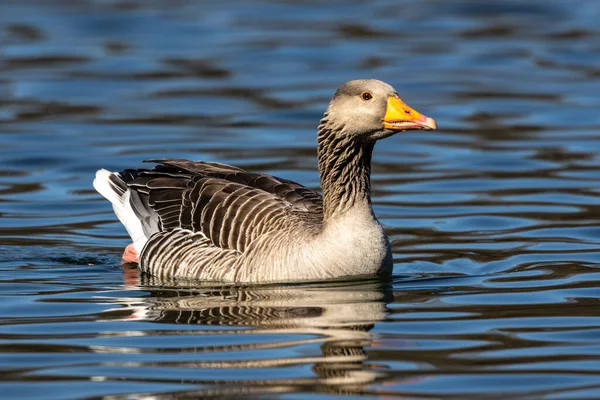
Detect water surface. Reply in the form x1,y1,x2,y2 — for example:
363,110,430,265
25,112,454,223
1,0,600,398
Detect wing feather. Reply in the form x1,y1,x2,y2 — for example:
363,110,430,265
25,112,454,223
119,159,322,256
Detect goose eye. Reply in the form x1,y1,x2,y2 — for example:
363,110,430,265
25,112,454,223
361,92,373,101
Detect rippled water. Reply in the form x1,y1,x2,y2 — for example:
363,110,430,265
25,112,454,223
1,0,600,399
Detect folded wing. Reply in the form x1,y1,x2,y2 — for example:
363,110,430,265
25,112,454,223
124,158,323,254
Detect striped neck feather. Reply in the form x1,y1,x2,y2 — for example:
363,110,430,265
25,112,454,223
317,114,375,221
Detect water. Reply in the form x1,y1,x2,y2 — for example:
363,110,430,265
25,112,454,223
1,0,600,398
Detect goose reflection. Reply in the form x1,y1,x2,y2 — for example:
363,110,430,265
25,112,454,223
119,268,393,396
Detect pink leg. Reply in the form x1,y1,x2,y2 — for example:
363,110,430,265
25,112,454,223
122,243,139,264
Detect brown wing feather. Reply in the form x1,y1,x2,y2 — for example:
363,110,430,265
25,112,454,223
124,159,323,253
146,158,323,213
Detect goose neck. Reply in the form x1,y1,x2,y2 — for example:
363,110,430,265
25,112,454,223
317,117,375,221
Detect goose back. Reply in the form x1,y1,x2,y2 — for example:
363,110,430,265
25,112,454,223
126,158,323,253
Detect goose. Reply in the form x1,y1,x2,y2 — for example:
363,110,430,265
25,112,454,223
94,79,436,283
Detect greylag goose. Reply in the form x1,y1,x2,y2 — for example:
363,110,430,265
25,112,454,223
94,79,436,283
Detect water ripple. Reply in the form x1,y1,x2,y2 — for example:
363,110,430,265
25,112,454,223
1,0,600,399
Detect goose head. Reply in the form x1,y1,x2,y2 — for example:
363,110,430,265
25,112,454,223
324,79,437,141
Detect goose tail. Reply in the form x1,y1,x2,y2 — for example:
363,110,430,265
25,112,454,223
93,169,147,254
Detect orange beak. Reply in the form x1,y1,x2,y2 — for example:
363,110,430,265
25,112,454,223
382,96,437,131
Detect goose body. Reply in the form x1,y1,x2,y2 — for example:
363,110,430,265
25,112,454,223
94,79,436,283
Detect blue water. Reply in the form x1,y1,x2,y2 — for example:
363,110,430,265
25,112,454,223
1,0,600,398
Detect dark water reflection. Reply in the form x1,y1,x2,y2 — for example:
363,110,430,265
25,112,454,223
124,276,391,396
2,0,600,398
